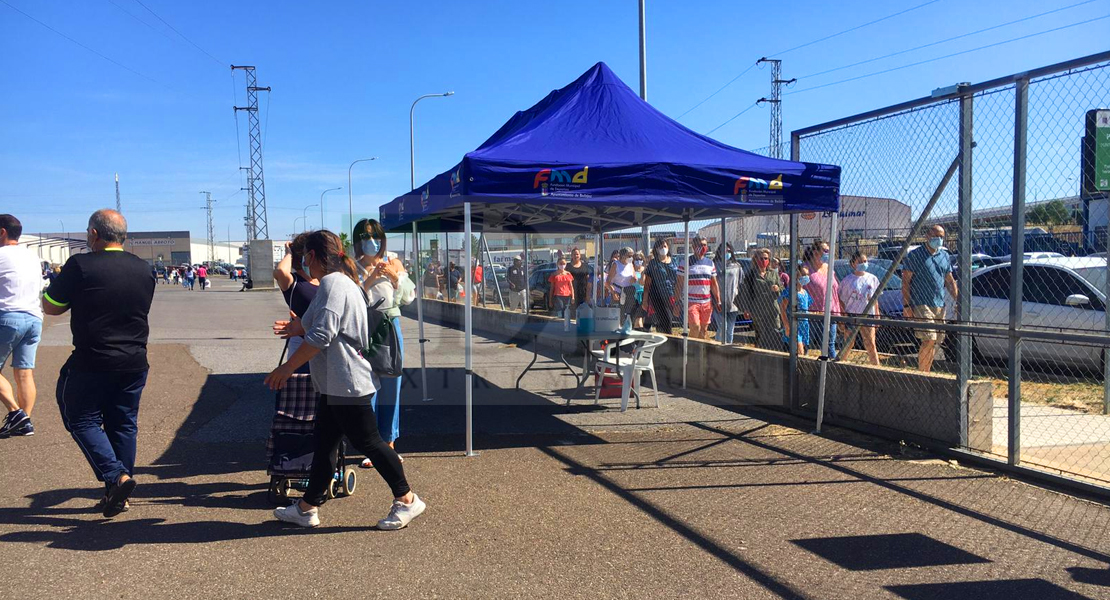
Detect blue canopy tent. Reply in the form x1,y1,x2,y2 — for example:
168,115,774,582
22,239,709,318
381,62,842,455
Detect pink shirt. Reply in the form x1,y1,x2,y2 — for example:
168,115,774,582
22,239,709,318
804,265,841,314
197,267,208,278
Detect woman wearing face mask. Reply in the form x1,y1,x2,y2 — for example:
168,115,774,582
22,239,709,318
352,219,410,468
713,243,742,344
607,247,637,323
265,230,425,530
739,247,782,350
642,239,677,334
839,251,881,365
802,239,841,359
780,263,813,356
631,251,646,329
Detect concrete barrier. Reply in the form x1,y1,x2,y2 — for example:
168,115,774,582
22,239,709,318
406,300,993,451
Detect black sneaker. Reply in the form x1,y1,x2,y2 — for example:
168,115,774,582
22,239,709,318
7,419,33,437
0,410,29,438
96,496,130,513
103,476,137,518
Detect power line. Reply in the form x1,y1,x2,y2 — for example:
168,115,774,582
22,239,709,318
795,0,1099,80
705,102,758,135
1,0,164,85
675,0,943,120
104,0,178,45
130,0,224,66
786,13,1110,96
772,0,943,58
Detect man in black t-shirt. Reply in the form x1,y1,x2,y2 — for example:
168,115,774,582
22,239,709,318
506,257,527,312
42,209,155,518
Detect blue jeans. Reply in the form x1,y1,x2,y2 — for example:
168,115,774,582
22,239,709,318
56,368,148,486
370,317,402,443
0,311,43,370
713,311,739,344
810,321,838,359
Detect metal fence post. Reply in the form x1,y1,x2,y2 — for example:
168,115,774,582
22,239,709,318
1008,77,1029,466
523,233,530,315
957,89,974,448
789,132,801,411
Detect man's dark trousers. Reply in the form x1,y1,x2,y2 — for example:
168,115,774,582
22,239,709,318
56,367,148,488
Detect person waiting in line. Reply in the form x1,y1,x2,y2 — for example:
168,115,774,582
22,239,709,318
42,209,155,517
780,263,813,356
446,262,461,302
642,238,677,334
839,251,881,365
548,258,575,315
631,250,647,329
676,236,721,340
713,242,742,345
902,225,957,373
266,230,425,530
506,256,527,312
740,247,783,350
566,248,592,312
422,259,441,300
607,246,637,323
353,218,412,468
803,239,841,359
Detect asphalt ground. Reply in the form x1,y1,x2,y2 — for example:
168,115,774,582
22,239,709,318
2,276,1110,599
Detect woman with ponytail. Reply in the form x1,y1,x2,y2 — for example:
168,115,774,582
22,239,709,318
352,218,409,468
265,229,425,530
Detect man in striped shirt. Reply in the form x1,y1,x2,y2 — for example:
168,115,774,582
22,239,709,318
677,235,721,340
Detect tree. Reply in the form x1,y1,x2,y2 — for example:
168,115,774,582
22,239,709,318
1026,200,1073,226
338,232,352,256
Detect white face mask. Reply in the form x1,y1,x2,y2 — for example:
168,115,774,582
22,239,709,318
658,247,669,258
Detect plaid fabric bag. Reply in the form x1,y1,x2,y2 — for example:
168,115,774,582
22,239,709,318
265,373,319,471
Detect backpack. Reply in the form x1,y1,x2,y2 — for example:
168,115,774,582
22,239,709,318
358,289,403,378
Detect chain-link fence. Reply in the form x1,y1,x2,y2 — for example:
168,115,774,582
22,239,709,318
791,52,1110,491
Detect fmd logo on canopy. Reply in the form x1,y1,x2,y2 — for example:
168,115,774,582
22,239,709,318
535,166,589,197
420,187,430,211
449,167,463,197
734,174,783,195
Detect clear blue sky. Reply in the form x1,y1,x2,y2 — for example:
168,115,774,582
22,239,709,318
1,0,1106,240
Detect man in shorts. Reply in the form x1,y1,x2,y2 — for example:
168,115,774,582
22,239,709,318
0,214,43,438
902,225,958,373
677,236,722,340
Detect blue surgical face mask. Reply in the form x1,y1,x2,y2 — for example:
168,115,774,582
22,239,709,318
799,275,811,286
822,253,830,264
725,252,732,261
301,255,311,277
362,238,381,256
928,237,943,250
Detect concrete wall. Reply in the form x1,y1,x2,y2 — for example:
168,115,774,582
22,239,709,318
248,240,277,290
408,299,993,452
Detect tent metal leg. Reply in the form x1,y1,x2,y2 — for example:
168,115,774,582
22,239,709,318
413,223,431,403
814,212,839,433
464,202,477,457
683,216,690,390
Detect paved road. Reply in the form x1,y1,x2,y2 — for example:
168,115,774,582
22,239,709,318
2,276,1109,599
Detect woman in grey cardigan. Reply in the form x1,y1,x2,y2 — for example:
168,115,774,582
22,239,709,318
739,247,783,350
265,230,425,530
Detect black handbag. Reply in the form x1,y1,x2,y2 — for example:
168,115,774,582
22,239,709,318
358,289,403,378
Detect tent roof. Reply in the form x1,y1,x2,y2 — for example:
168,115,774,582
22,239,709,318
382,62,839,233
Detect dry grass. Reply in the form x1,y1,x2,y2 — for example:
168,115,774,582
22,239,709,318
989,378,1106,415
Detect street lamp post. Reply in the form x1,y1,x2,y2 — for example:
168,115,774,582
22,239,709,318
410,91,454,404
302,203,318,232
320,188,341,230
348,157,378,234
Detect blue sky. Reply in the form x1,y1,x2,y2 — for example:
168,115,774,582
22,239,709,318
1,0,1106,240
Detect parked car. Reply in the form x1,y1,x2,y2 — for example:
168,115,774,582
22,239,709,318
969,258,1107,371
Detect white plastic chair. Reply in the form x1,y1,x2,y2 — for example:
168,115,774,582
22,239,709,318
593,333,667,411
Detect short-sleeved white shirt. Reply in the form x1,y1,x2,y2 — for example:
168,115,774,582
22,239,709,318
0,245,44,319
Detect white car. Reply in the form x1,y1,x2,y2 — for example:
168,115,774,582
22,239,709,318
970,257,1108,370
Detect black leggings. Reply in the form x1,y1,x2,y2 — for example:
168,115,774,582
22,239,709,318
304,394,410,506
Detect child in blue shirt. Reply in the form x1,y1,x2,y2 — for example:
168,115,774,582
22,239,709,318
779,264,812,355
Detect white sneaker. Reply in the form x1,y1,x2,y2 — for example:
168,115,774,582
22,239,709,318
274,501,320,528
377,494,425,530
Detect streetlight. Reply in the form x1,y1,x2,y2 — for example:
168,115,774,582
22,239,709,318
410,91,454,405
320,188,341,230
301,203,318,232
348,157,378,234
